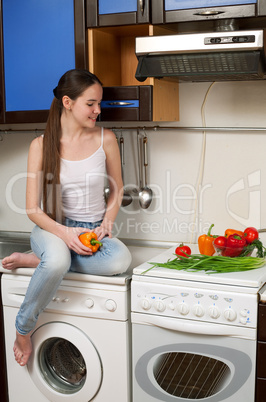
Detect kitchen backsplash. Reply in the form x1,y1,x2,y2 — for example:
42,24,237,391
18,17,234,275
1,80,266,245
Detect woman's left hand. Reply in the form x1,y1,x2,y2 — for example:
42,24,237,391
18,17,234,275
94,223,112,241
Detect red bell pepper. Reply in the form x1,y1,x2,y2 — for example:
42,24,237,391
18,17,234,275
222,234,246,257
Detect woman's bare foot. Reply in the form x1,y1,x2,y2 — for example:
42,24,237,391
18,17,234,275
13,331,32,366
2,252,39,270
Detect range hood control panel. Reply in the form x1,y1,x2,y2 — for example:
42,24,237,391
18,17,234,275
205,35,255,45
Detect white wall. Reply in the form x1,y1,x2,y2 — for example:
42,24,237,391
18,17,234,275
115,80,266,243
0,131,36,232
1,80,266,245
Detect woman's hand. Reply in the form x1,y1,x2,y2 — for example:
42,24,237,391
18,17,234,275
62,226,94,255
94,222,112,241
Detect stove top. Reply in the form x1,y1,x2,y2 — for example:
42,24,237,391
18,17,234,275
133,246,266,290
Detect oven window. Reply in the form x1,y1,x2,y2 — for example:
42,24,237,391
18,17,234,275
154,352,230,399
38,337,87,394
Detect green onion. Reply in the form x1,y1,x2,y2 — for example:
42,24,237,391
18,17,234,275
142,254,266,275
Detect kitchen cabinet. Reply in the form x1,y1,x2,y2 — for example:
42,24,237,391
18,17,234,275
86,0,150,27
86,0,266,30
256,302,266,402
0,0,86,125
0,3,4,124
88,25,179,122
152,0,258,24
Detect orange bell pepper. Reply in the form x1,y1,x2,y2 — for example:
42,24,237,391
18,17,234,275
79,232,103,253
224,228,244,238
198,224,217,256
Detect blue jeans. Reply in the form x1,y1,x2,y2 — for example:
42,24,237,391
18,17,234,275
15,218,132,335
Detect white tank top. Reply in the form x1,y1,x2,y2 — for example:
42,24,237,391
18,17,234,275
60,127,106,222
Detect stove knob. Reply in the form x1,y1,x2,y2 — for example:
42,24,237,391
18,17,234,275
208,306,220,319
240,317,248,325
240,310,248,317
224,308,237,322
192,304,205,317
140,298,152,310
155,300,166,312
85,298,94,309
177,302,189,315
105,299,117,312
52,297,60,302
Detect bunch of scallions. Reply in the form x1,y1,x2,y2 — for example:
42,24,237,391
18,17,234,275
143,254,266,275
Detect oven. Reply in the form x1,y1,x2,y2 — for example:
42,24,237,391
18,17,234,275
131,246,266,402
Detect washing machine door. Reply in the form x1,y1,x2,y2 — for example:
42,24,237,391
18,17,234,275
27,322,102,402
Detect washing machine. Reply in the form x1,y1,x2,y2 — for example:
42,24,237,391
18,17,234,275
1,242,168,402
1,270,132,402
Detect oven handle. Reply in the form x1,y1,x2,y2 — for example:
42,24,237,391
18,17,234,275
131,313,256,339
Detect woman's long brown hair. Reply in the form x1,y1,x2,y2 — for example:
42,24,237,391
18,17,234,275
42,69,102,222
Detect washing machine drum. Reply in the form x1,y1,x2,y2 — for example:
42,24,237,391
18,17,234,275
40,338,86,390
27,322,102,402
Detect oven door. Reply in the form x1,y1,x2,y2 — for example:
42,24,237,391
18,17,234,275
132,313,257,402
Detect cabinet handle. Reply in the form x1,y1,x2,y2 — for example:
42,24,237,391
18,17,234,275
194,10,224,16
107,102,134,106
139,0,145,16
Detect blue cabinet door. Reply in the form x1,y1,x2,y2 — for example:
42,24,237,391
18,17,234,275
165,0,256,11
86,0,150,27
99,0,137,14
2,0,75,113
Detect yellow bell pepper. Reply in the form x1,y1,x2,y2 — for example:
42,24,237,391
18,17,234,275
198,224,216,256
79,232,103,252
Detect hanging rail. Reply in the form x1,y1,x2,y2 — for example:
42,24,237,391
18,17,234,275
1,126,266,134
110,126,266,132
0,129,44,135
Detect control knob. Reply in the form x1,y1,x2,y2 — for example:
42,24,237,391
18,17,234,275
240,317,248,325
240,310,249,325
140,298,152,310
192,304,205,317
224,308,237,322
85,298,94,309
105,299,117,312
208,306,220,319
155,300,166,312
177,302,189,315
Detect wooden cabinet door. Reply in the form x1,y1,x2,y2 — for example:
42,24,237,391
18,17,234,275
86,0,150,27
256,303,266,402
1,0,86,124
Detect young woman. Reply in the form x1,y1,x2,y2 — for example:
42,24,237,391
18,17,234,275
2,69,132,366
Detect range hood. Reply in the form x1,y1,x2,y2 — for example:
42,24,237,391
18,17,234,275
135,30,266,82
